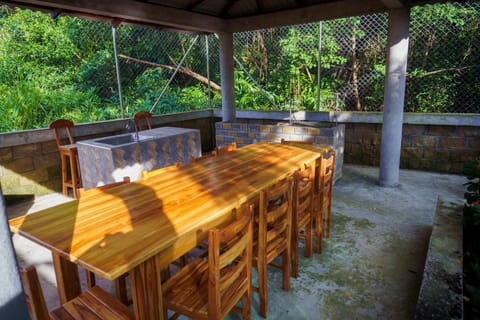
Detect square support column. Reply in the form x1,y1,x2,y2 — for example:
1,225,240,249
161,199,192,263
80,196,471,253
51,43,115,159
219,32,236,122
379,8,410,187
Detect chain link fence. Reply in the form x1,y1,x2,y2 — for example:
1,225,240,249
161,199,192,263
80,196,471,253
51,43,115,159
1,1,478,132
113,1,480,115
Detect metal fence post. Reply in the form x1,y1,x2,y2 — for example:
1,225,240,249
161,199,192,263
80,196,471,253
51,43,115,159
112,22,125,119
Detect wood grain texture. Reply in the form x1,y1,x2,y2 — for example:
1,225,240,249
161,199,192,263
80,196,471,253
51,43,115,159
10,142,321,320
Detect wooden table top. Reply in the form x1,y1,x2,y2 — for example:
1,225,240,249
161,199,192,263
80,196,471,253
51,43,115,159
9,142,321,281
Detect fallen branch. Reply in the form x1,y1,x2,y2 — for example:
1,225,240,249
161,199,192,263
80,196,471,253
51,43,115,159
409,65,480,79
118,54,222,92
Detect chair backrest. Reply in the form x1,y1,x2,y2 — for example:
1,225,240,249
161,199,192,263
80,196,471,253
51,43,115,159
20,265,134,320
79,176,131,198
189,153,215,163
49,119,75,148
212,142,237,156
319,150,335,199
208,204,253,319
280,138,313,145
294,165,315,221
134,110,152,131
141,162,180,179
256,177,293,264
19,266,50,320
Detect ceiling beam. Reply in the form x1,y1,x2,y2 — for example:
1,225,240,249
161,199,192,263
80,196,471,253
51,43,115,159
227,0,388,33
256,0,264,12
220,0,241,18
186,0,206,10
379,0,408,9
2,0,225,33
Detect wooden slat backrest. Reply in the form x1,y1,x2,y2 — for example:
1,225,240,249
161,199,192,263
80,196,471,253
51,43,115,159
280,138,313,145
318,150,335,238
258,178,293,264
141,162,180,179
189,153,215,163
212,142,237,156
49,119,75,148
209,205,253,319
79,176,131,198
133,110,152,131
19,266,51,320
291,164,315,277
295,165,315,219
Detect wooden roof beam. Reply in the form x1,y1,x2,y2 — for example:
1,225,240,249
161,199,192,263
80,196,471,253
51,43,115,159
380,0,409,9
227,0,387,33
2,0,225,33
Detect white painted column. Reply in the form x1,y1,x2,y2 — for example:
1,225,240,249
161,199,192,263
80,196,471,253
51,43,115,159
219,32,236,122
379,8,410,187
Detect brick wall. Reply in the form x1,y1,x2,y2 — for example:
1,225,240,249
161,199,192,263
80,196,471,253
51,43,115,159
0,113,214,197
345,123,479,173
215,120,345,181
0,140,62,196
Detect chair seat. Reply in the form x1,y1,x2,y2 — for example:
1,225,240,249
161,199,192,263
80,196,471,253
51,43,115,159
50,286,134,319
163,258,210,318
58,144,78,152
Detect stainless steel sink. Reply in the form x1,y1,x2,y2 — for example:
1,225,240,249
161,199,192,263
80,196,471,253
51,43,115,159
93,133,150,146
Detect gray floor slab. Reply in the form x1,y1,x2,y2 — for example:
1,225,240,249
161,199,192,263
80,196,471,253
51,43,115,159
7,164,466,319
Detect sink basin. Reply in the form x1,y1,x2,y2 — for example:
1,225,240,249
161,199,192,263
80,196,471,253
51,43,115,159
77,127,202,189
94,133,150,146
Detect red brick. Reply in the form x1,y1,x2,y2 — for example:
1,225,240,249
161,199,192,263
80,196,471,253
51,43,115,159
427,126,455,136
439,137,465,149
412,136,437,147
13,144,40,159
458,127,480,137
3,157,34,173
403,125,425,135
0,147,13,162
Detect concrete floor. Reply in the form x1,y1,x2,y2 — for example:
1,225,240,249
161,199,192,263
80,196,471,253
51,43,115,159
7,164,466,319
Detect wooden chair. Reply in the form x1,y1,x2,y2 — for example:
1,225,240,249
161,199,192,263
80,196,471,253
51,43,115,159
49,119,82,199
79,176,131,198
19,265,134,320
212,142,237,156
134,110,152,131
314,150,336,251
291,165,315,278
280,138,313,145
162,204,253,320
253,177,293,318
141,162,181,179
79,176,131,305
189,153,215,163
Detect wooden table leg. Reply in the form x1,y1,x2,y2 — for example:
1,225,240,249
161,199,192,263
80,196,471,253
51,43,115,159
52,252,81,303
130,255,164,320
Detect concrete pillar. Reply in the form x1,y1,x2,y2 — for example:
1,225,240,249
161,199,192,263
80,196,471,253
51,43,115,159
379,8,410,187
219,32,236,122
0,186,30,319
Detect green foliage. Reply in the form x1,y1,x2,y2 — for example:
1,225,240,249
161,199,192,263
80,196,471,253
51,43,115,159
408,3,480,112
0,2,478,132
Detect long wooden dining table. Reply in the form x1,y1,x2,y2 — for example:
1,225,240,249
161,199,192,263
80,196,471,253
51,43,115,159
9,142,323,320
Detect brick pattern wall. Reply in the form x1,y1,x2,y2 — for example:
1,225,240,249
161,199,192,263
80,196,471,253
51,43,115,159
0,117,214,197
215,120,345,181
345,123,480,173
0,141,62,196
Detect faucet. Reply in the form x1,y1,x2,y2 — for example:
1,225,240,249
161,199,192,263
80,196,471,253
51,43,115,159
126,118,139,142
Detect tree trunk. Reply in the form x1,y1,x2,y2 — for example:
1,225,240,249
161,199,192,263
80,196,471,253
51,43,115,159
118,54,222,92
